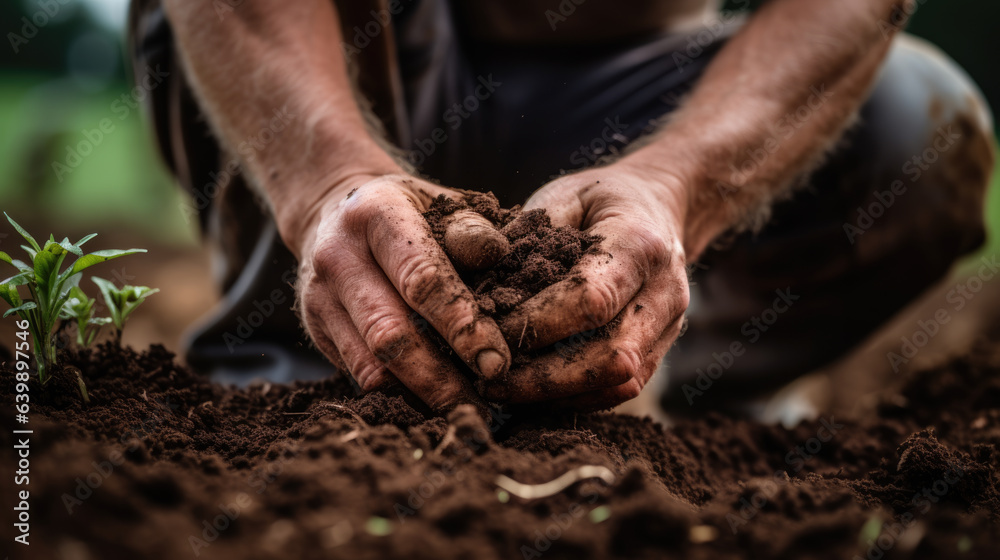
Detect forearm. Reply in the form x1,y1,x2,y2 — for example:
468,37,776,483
163,0,402,255
621,0,911,258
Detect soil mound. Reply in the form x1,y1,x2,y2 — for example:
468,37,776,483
2,330,1000,559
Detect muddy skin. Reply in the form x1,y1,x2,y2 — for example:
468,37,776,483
442,210,511,272
422,191,603,351
421,192,622,401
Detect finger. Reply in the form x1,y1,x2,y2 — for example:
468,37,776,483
522,183,586,229
552,323,682,412
443,209,510,271
480,281,686,403
558,378,645,412
356,189,511,379
314,252,484,412
498,217,671,352
298,276,353,378
303,296,391,392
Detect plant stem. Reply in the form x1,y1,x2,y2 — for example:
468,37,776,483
27,319,51,385
37,333,57,385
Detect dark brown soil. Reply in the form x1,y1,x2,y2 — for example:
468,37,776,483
2,326,1000,560
2,197,999,559
424,191,606,383
424,192,599,324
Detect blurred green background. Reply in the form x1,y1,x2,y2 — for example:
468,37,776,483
0,0,997,263
0,0,193,246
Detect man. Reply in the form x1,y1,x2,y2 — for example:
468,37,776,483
129,0,993,414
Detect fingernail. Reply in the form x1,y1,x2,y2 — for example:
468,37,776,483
476,349,506,378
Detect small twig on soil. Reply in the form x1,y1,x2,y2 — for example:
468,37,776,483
320,403,369,427
340,429,361,443
689,525,719,544
518,320,529,349
495,465,615,500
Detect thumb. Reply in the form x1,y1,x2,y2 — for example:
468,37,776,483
522,179,587,229
443,209,510,271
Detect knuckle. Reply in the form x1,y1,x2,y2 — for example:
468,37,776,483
608,346,643,385
351,359,386,392
363,313,413,364
631,228,674,271
580,280,619,327
425,381,466,411
337,190,379,233
309,243,345,284
399,258,446,309
441,312,477,349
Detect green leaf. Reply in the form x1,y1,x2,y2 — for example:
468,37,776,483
0,254,31,276
5,213,40,252
91,278,157,332
20,245,36,260
56,237,84,257
1,271,31,287
63,272,81,291
61,286,93,316
67,285,88,302
127,286,159,301
121,287,158,317
33,245,62,289
3,301,36,318
92,277,121,324
0,282,23,307
70,249,147,276
42,239,66,256
75,233,98,247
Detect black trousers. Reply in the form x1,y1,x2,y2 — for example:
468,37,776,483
129,0,993,407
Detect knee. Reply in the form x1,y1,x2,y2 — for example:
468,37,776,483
868,34,994,175
857,34,995,256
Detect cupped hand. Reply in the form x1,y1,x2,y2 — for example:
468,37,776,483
483,164,692,411
294,174,511,412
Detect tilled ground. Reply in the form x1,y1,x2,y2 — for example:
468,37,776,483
3,197,999,560
1,323,999,560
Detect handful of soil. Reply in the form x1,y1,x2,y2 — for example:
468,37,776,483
423,191,599,361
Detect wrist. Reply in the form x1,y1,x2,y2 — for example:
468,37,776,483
617,147,733,260
271,165,405,259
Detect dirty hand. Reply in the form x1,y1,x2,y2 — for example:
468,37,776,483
293,174,511,412
486,164,691,410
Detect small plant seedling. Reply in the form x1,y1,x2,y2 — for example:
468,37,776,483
92,277,158,346
61,286,112,346
0,213,145,388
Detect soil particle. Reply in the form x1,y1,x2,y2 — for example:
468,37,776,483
423,192,600,321
3,329,1000,558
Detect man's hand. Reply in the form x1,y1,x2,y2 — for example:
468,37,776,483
482,164,691,411
295,174,511,412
